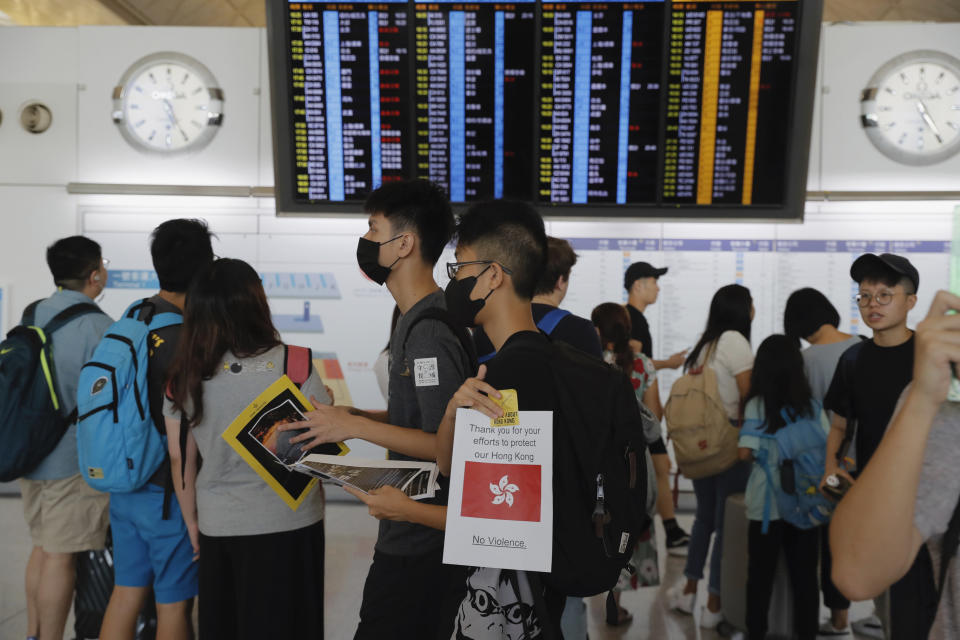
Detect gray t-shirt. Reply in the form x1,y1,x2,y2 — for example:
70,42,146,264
914,401,960,640
163,344,329,537
26,289,113,480
802,336,863,402
380,291,470,556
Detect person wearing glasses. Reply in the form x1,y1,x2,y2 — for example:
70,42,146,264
289,179,472,640
822,253,938,639
17,236,113,640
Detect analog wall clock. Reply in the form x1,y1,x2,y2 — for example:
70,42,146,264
860,50,960,166
112,51,224,155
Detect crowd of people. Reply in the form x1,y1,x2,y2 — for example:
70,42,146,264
9,178,960,640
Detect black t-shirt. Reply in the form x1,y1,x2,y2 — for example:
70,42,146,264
484,331,557,412
627,304,653,359
473,303,603,361
823,334,915,471
144,295,183,485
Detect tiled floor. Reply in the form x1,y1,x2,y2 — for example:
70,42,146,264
0,496,876,640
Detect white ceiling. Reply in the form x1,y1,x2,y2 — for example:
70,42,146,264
0,0,958,26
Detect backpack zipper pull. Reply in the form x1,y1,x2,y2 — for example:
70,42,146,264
592,474,611,538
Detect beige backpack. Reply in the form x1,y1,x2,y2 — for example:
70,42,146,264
664,364,740,479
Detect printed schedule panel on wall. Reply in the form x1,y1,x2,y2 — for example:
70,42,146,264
267,0,823,217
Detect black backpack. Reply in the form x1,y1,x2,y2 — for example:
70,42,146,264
0,300,103,481
520,339,651,596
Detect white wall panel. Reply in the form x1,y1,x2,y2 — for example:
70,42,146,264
820,22,960,191
76,27,261,186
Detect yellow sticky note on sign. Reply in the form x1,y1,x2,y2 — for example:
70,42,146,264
490,388,519,427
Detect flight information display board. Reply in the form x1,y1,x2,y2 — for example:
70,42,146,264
660,2,799,206
276,1,412,203
414,0,537,201
267,0,822,217
538,1,666,204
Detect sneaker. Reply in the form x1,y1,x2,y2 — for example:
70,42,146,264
851,614,884,639
699,606,724,630
817,620,851,637
666,526,690,556
666,585,695,615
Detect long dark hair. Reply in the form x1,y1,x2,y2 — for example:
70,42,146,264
167,258,282,426
685,284,753,371
591,302,633,374
744,334,814,433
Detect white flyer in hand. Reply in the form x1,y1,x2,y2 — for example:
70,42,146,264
443,408,553,572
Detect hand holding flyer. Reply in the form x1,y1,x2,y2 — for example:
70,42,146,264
222,375,349,510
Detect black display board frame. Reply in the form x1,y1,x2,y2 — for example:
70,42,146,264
266,0,823,219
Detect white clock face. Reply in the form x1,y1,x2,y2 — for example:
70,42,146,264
113,52,224,155
860,50,960,166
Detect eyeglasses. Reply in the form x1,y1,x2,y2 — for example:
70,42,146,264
855,290,900,307
101,257,111,268
465,586,533,625
446,260,513,280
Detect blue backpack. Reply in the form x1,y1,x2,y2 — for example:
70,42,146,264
77,299,181,493
741,400,834,533
0,301,103,482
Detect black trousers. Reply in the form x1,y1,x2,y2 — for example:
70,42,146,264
820,524,850,611
354,548,467,640
888,544,937,640
747,520,819,640
198,520,325,640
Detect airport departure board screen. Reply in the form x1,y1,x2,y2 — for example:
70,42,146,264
414,0,537,201
267,0,822,217
280,1,412,202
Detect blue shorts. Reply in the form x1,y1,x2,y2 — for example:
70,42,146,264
109,483,199,604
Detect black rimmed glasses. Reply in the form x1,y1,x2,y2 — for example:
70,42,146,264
446,260,513,280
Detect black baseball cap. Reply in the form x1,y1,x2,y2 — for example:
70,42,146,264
624,262,668,291
850,253,919,292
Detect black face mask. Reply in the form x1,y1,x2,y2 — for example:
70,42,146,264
356,235,401,285
444,267,493,328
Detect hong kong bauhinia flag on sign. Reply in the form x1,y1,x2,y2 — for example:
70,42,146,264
461,461,541,523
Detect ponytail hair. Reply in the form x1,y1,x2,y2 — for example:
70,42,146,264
591,302,633,374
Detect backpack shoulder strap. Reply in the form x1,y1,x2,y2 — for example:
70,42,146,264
41,303,104,336
402,307,478,373
284,345,313,388
148,311,183,331
939,496,960,603
20,299,43,326
536,308,571,336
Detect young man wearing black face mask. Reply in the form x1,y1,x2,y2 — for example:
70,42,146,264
291,179,472,640
436,200,566,638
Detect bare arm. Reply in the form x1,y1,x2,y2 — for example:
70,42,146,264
735,369,751,422
348,408,389,423
831,291,960,600
653,349,689,371
830,390,935,600
345,486,448,530
166,416,200,558
642,379,663,422
819,415,855,493
284,402,437,460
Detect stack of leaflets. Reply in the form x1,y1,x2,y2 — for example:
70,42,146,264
293,455,440,501
223,375,439,508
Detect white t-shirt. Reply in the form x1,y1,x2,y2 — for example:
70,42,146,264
695,330,754,420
